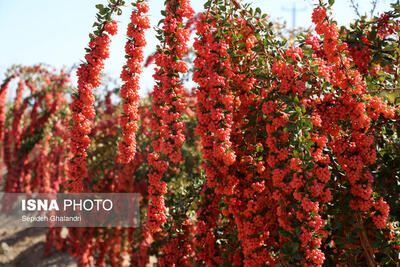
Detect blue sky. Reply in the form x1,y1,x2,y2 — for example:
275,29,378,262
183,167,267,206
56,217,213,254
0,0,396,97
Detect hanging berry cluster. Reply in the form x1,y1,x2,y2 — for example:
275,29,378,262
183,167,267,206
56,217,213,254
0,66,69,194
308,4,399,264
0,74,18,140
117,0,150,164
192,6,242,265
69,1,123,192
1,0,400,266
146,0,194,233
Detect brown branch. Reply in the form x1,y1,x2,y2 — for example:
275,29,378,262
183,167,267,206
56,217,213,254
228,0,262,47
356,213,376,267
370,87,400,93
228,0,288,65
381,87,400,91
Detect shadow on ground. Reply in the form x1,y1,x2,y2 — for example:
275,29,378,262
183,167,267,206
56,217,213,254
0,227,76,267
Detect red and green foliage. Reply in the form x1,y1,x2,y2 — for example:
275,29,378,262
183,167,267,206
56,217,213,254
1,0,399,266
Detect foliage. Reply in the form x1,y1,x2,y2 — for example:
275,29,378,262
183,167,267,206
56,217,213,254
1,0,400,266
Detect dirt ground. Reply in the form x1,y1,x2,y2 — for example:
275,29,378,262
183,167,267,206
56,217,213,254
0,227,76,267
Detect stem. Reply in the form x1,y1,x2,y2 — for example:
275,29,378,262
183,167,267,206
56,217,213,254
350,0,362,18
371,87,400,93
356,213,376,267
100,0,123,33
228,0,266,54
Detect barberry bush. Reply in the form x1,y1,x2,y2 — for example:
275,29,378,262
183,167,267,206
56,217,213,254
1,0,400,266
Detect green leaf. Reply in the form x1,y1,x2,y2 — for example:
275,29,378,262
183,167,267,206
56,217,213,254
290,242,299,254
279,230,292,238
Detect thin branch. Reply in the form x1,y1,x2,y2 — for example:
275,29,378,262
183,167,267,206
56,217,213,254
229,0,256,31
382,87,400,91
349,0,362,18
370,0,378,17
228,0,285,59
356,213,377,267
370,87,400,93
